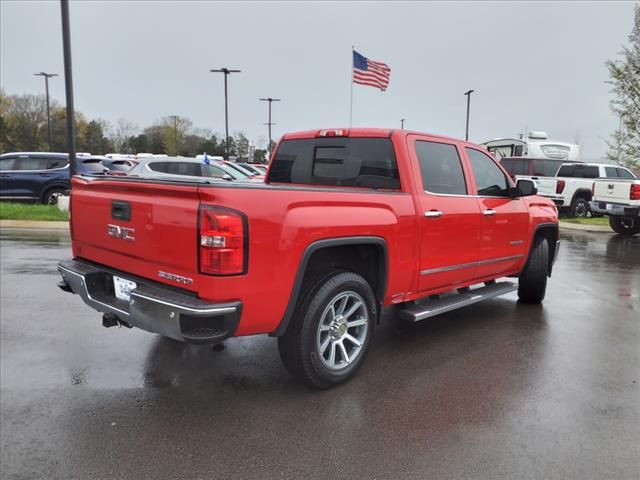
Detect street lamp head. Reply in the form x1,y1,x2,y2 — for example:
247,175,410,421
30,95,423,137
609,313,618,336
464,89,475,96
259,98,282,102
34,72,58,78
210,68,241,74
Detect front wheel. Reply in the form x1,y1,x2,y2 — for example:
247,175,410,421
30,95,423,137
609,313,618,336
278,272,376,389
518,237,549,304
609,216,640,235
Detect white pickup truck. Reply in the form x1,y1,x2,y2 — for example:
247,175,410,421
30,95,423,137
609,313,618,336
589,178,640,235
517,163,636,217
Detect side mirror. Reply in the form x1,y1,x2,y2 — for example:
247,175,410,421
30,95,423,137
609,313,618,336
222,174,233,181
513,178,537,197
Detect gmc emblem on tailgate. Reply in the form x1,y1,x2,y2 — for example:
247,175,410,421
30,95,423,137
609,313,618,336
107,224,135,241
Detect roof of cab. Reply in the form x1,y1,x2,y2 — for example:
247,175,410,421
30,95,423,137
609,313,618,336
281,128,473,145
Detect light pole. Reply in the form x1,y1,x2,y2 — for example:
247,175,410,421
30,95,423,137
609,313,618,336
464,89,474,141
210,68,241,159
400,118,405,130
60,0,76,176
34,72,58,150
169,115,179,156
259,97,281,161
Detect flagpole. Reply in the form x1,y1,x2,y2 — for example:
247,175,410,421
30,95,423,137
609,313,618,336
349,46,354,127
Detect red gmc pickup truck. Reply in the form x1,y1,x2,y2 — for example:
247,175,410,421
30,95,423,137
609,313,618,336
58,128,560,388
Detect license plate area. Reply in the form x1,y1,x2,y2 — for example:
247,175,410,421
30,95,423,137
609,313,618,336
113,275,137,301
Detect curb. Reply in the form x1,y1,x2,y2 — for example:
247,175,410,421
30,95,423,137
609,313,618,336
0,220,70,231
559,221,612,233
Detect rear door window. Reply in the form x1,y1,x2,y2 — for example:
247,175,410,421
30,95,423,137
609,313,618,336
605,167,618,178
556,165,574,177
167,162,201,177
415,141,467,194
270,137,400,189
466,148,511,197
14,156,50,171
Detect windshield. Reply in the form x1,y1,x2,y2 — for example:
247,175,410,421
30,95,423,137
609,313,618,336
225,162,255,177
213,161,247,180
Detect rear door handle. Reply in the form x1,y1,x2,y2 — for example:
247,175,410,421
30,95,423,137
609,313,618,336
424,210,443,218
483,209,497,216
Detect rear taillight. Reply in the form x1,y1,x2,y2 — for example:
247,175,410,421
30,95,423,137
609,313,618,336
556,180,565,194
198,205,247,275
631,184,640,200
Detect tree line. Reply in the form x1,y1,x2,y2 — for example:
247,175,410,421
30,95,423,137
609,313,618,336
0,90,271,163
605,5,639,172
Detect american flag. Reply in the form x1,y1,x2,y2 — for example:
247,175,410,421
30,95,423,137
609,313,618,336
352,50,391,91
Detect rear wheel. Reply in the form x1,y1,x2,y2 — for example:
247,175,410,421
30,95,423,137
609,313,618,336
518,237,549,304
609,216,640,235
278,271,376,389
42,187,66,206
570,197,590,218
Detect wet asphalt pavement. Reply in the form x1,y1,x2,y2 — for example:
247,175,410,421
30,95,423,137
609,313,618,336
1,229,639,480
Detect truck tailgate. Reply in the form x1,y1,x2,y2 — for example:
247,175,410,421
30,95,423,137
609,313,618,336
593,180,634,203
70,178,200,291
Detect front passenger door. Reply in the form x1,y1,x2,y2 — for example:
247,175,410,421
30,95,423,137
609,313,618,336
465,147,529,280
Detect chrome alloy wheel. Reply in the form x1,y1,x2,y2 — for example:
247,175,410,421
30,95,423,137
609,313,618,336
316,291,369,371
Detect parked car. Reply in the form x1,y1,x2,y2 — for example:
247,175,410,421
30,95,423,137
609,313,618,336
101,158,138,174
126,157,261,182
57,128,559,388
0,152,107,204
589,178,640,235
523,162,636,217
222,161,264,179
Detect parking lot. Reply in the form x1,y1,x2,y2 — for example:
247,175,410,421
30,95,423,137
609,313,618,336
0,228,638,480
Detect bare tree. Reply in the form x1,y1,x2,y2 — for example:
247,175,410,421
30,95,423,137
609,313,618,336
4,94,48,151
110,118,138,153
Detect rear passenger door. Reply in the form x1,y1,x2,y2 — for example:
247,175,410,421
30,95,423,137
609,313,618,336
464,148,529,280
409,137,483,292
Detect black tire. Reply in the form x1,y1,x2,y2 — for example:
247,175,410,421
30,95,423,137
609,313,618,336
41,187,66,205
518,237,549,304
278,271,377,389
609,216,640,235
569,196,590,218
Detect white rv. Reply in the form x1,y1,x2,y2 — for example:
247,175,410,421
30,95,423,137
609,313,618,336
482,131,581,161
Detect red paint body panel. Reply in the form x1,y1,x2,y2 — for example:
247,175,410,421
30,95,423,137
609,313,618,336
69,129,558,337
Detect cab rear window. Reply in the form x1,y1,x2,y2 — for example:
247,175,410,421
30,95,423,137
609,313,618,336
269,138,400,190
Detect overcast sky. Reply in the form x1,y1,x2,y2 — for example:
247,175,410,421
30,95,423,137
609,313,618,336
0,1,634,158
